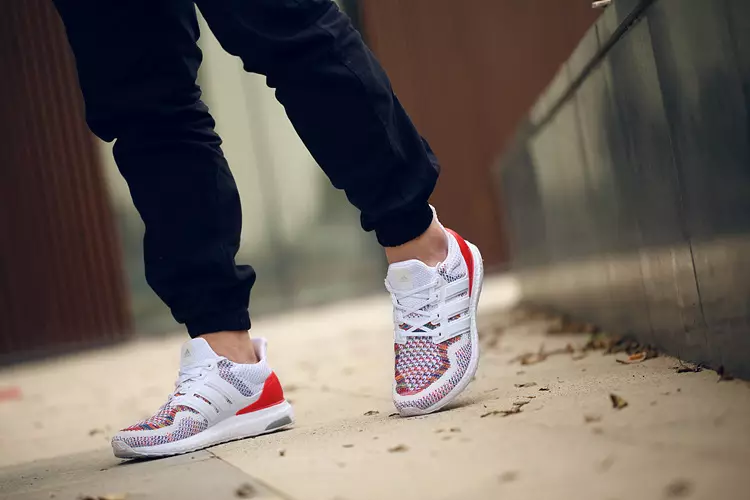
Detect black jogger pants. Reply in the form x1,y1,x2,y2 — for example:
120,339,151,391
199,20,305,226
52,0,440,336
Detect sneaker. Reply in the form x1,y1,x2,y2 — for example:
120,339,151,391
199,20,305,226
111,337,293,458
386,215,484,416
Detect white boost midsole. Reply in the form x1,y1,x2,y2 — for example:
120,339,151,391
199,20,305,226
114,401,294,457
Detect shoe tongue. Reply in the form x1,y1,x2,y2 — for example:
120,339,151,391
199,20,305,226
387,259,438,292
180,338,220,368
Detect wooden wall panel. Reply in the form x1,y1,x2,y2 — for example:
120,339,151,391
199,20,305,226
361,0,598,267
0,0,131,360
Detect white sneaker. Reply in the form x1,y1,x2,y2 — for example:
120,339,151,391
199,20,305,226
111,337,293,458
386,215,484,416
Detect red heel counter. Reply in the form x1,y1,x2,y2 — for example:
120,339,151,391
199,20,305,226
236,372,285,415
445,228,474,295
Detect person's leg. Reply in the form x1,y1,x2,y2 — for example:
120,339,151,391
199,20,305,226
53,0,257,361
198,0,481,416
195,0,446,259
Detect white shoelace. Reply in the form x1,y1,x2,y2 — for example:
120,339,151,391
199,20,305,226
173,360,216,396
386,278,440,337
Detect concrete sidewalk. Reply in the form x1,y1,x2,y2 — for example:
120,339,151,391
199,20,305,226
1,276,750,500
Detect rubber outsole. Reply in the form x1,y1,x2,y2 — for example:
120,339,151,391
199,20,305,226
112,401,294,459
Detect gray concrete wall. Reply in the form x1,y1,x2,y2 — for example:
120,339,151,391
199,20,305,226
495,0,750,378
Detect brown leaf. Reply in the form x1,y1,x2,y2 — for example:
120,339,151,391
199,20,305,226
388,412,399,417
512,400,531,407
498,471,519,483
674,363,702,373
514,382,537,388
538,386,550,392
519,352,548,365
584,414,602,423
481,402,525,418
363,410,380,416
388,444,409,453
623,352,647,364
235,483,257,499
665,479,693,498
342,444,354,448
597,456,615,473
609,393,628,410
449,427,461,433
717,365,734,382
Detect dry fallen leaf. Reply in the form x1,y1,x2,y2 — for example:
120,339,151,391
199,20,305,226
363,410,380,416
388,444,409,453
235,483,257,499
481,401,526,418
514,382,537,388
519,352,548,365
538,386,550,392
584,414,602,423
498,471,519,483
449,427,461,433
342,444,354,448
665,478,693,498
617,352,648,364
675,364,702,373
597,456,615,473
388,412,399,418
609,393,628,410
717,365,734,382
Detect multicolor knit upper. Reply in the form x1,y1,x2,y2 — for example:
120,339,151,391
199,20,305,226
394,336,460,395
394,334,473,412
115,357,267,449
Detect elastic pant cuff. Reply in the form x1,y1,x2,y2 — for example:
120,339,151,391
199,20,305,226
186,308,251,338
374,202,434,247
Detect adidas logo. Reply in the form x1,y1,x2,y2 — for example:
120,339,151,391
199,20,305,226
183,348,192,359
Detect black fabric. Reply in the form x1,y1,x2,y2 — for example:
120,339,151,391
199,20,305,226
52,0,439,336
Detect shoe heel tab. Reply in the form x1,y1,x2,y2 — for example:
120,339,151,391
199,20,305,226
251,337,268,362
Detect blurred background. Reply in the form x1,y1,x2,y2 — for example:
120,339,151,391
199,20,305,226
1,0,749,379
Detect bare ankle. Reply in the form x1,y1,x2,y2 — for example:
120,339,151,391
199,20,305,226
384,219,448,267
199,331,259,364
